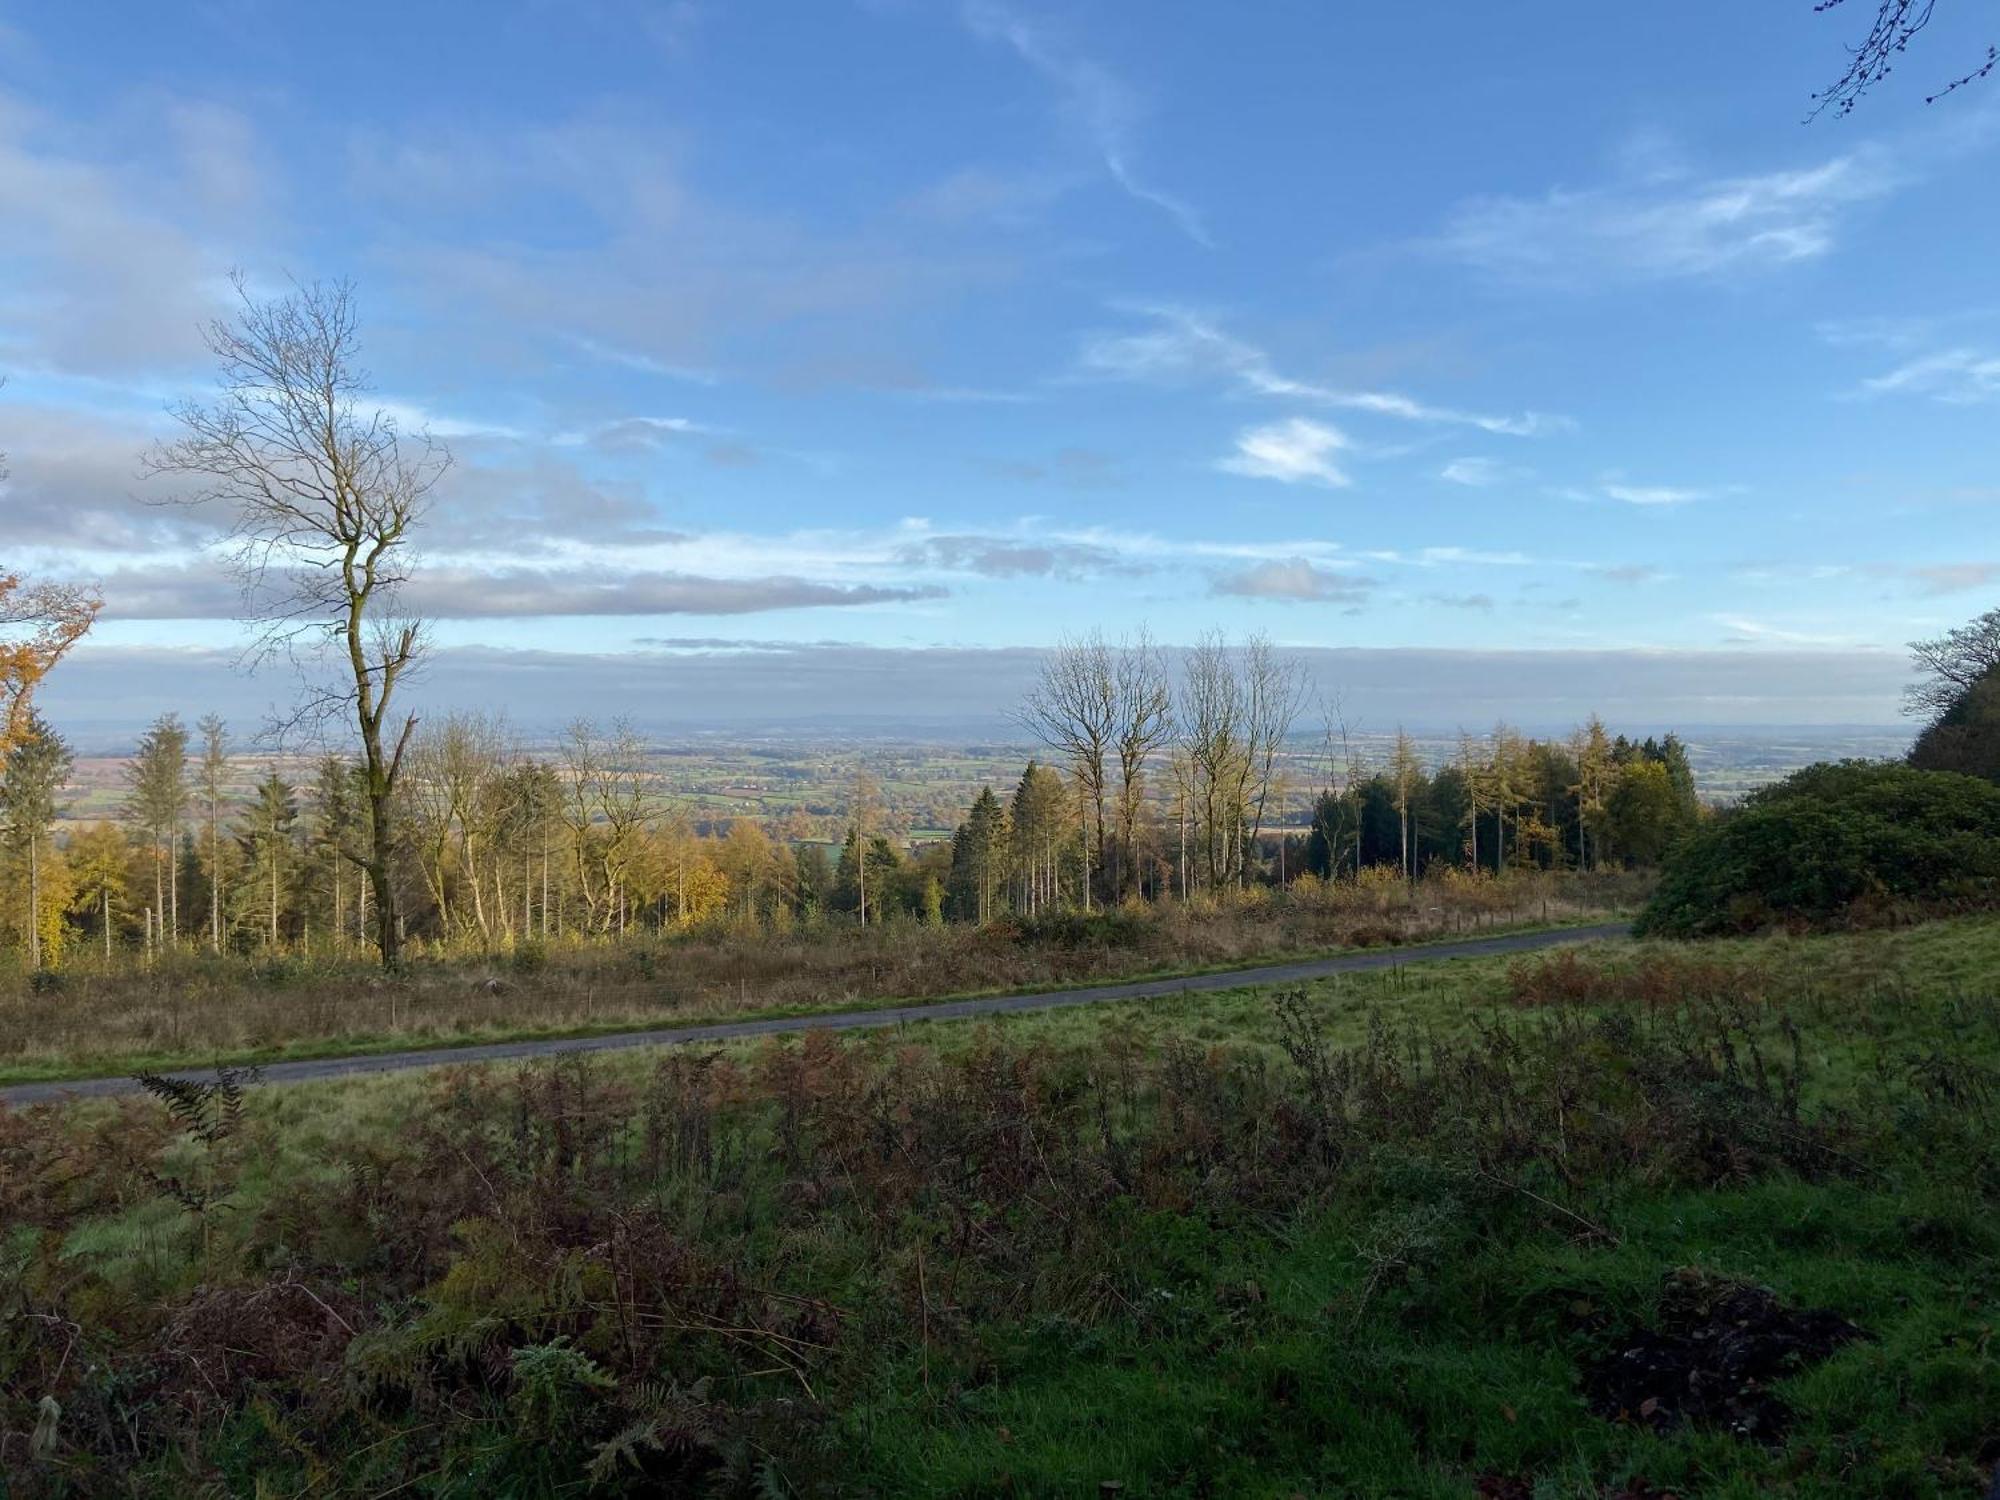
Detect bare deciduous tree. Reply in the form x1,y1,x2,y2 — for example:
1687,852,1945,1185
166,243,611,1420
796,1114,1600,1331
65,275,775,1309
1017,630,1175,904
1016,633,1117,905
1906,606,2000,721
1178,633,1306,889
408,713,517,943
1178,630,1243,889
145,277,449,967
1110,630,1174,900
559,718,652,935
1811,0,1995,117
1227,634,1307,887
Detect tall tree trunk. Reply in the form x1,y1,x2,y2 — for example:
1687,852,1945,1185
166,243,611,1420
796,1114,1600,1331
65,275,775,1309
28,834,40,970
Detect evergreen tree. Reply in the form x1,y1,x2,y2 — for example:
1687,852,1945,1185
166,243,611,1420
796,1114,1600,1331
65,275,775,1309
125,713,190,946
1,711,72,966
1389,730,1421,881
309,756,364,953
235,770,299,951
195,714,231,951
1008,760,1069,912
948,787,1010,922
793,841,832,920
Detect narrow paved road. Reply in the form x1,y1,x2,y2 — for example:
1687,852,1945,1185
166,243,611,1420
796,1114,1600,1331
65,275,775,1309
0,922,1629,1108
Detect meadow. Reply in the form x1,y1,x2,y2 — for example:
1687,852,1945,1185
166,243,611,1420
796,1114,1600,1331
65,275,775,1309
0,869,1645,1084
4,912,1996,1496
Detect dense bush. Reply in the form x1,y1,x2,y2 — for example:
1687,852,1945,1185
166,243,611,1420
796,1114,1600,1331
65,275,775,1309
1909,666,2000,782
1637,761,2000,937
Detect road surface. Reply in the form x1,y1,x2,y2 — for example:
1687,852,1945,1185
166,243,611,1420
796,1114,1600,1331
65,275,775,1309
0,921,1629,1108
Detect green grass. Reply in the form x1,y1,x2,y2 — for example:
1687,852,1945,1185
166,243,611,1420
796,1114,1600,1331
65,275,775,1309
6,915,1997,1497
0,910,1626,1086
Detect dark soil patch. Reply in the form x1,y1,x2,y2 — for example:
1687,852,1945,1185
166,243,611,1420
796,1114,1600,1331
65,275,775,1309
1476,1478,1683,1500
1583,1269,1865,1443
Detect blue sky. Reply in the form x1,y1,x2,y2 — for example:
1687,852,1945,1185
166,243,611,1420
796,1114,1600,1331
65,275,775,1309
3,0,1997,730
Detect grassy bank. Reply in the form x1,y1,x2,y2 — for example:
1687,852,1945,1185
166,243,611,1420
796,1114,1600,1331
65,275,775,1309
0,871,1643,1084
4,913,1997,1495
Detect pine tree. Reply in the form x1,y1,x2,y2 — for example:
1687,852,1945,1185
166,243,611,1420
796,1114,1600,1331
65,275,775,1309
1571,716,1614,871
309,756,362,954
1389,729,1420,882
1,711,72,967
236,770,298,951
125,713,190,948
949,787,1010,923
195,715,230,951
793,841,831,920
1008,760,1069,913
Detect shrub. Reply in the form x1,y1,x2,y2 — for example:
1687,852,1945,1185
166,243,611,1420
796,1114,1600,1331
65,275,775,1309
1012,907,1150,949
1637,761,2000,937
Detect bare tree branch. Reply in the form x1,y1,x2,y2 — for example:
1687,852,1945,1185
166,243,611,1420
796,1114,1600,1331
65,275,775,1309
145,275,450,966
1811,0,1995,118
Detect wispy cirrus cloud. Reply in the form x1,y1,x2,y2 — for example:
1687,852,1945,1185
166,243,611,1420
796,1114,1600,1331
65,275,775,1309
1714,615,1859,647
1818,310,2000,405
1078,305,1564,436
961,0,1210,246
1590,563,1666,585
1218,417,1351,487
1857,348,2000,404
1433,145,1896,286
1440,456,1529,487
1559,476,1724,507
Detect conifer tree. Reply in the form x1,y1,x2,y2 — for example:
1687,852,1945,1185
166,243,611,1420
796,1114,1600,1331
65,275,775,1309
1,710,72,967
126,713,190,945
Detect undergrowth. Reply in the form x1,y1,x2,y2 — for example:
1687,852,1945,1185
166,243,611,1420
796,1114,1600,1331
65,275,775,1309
1,917,1995,1496
0,870,1644,1081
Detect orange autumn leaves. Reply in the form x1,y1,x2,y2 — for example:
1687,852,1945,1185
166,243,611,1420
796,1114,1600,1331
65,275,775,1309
0,572,99,756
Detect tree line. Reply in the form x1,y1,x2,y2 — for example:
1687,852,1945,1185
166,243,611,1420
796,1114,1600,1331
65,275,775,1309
0,690,1699,967
5,279,1981,970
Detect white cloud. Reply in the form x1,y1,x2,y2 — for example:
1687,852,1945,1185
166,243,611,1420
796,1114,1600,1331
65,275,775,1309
1713,615,1858,647
1559,477,1720,507
961,0,1210,246
1218,418,1351,487
0,89,266,374
39,641,1920,738
1079,305,1564,435
1440,456,1525,487
1601,483,1708,507
1899,562,1999,595
1210,558,1373,603
87,560,949,621
374,399,525,441
1434,146,1895,285
353,111,1027,388
571,337,721,384
1858,347,2000,404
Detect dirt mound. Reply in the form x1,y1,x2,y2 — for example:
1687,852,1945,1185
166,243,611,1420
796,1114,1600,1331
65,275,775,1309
1583,1270,1864,1442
